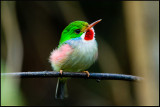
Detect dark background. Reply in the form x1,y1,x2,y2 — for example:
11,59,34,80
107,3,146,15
1,1,159,106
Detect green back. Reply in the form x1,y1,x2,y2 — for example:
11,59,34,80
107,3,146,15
58,21,89,47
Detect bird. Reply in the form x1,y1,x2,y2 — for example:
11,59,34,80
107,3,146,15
49,19,102,99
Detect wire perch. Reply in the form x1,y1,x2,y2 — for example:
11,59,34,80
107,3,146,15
1,71,142,81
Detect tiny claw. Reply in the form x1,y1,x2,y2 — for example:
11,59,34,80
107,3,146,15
82,71,90,77
60,70,63,75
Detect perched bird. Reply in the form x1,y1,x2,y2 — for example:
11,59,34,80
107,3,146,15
49,19,102,99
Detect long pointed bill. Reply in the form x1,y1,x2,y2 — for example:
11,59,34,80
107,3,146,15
85,19,102,32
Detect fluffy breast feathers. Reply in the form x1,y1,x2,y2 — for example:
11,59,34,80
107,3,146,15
49,39,98,72
49,44,73,71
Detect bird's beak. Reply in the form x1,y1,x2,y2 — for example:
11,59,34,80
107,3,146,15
85,19,102,32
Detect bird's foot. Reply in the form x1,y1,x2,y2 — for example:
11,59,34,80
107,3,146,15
60,70,63,75
81,71,90,77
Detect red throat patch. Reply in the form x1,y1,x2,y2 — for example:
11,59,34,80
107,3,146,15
84,29,94,40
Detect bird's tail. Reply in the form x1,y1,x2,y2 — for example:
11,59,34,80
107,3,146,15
55,78,68,99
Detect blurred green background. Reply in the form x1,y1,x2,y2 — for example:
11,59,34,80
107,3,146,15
1,1,159,106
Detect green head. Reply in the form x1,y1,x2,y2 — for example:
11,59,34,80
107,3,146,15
59,19,102,47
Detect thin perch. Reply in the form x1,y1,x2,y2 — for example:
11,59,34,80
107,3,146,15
1,71,142,81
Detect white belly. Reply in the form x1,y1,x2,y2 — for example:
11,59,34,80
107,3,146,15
61,39,98,72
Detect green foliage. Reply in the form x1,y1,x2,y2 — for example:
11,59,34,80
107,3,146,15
1,60,26,106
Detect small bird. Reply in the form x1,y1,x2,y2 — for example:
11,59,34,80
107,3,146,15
49,19,102,99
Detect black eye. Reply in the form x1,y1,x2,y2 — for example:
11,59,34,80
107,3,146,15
75,29,81,34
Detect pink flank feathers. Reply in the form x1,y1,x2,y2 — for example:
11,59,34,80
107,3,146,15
49,44,73,69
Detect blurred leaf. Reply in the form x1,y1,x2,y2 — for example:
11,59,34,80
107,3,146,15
1,55,25,106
